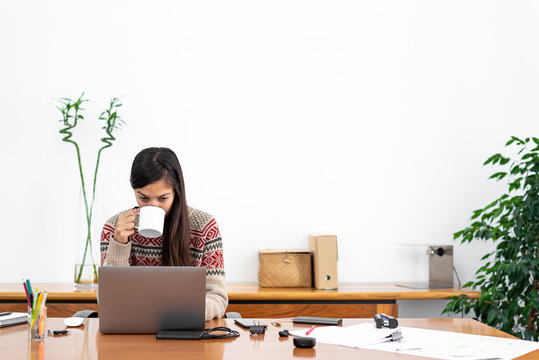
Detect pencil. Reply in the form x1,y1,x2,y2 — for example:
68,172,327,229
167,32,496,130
32,290,43,328
36,292,47,338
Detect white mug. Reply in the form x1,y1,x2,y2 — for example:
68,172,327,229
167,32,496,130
137,206,166,238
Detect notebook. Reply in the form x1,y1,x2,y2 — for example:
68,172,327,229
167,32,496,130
98,266,206,334
0,312,27,327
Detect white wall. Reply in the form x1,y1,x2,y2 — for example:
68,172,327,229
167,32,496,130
1,1,538,301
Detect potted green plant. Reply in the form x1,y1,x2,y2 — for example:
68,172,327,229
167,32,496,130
443,136,539,341
56,93,125,288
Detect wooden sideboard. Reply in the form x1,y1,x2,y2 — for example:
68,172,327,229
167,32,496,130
0,282,479,318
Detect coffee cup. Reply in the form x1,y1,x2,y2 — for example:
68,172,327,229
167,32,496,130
137,206,166,238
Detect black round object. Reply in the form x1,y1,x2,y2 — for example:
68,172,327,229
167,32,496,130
293,336,316,348
279,330,289,337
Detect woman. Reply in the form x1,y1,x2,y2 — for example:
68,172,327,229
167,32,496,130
100,147,228,321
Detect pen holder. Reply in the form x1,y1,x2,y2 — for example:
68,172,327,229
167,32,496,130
28,306,47,341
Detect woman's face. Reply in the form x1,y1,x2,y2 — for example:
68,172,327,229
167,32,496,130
134,179,175,216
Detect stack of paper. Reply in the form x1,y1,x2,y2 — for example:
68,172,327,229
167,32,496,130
291,323,396,347
0,312,27,328
290,323,539,360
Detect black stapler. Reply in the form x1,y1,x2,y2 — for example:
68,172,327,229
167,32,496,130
374,313,398,329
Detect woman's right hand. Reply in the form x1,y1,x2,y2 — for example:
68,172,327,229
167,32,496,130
113,209,138,244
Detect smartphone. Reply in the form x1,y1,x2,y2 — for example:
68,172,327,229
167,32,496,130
293,316,342,326
234,319,268,329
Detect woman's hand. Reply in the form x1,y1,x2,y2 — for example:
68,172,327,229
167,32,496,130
113,209,139,244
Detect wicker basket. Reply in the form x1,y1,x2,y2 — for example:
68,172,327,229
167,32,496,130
258,250,312,288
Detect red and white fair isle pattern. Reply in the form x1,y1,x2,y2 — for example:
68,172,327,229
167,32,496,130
100,207,225,275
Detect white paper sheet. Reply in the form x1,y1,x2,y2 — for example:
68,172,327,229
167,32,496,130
290,323,539,360
291,323,396,347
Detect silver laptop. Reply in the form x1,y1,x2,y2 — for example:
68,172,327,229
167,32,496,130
98,266,206,334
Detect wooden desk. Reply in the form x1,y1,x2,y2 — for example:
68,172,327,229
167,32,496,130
0,283,479,318
1,318,536,360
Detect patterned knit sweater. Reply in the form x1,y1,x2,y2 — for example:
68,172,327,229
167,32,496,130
100,207,228,321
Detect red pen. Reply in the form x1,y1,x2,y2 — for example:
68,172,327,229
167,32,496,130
305,325,316,335
22,281,31,308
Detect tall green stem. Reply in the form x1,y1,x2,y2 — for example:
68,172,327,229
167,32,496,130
85,98,122,282
57,95,93,282
57,94,123,284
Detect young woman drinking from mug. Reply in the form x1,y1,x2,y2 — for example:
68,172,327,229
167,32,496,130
100,147,228,320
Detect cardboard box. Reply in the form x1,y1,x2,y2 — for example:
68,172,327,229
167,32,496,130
309,234,338,289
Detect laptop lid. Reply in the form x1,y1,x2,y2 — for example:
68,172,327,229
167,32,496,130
98,266,206,334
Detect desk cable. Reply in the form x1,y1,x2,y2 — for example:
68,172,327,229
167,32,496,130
452,265,464,319
453,266,462,289
201,327,239,339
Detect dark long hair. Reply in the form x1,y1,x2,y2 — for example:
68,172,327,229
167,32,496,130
130,147,191,266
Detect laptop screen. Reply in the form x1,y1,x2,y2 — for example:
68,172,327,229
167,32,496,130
98,266,206,334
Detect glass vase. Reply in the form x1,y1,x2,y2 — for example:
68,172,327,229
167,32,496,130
74,263,98,289
74,186,98,290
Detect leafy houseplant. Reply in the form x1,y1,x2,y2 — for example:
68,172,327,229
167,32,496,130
56,93,124,287
443,136,539,341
